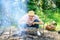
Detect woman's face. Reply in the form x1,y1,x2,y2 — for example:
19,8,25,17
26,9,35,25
29,15,34,20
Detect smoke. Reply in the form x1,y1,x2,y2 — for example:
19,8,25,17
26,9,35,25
0,0,28,36
0,0,27,28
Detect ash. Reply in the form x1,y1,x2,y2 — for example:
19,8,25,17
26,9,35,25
0,27,60,40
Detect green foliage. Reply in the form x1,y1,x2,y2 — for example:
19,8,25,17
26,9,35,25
27,0,37,11
27,0,60,30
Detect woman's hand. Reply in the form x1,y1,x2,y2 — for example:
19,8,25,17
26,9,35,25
33,22,39,25
33,22,44,25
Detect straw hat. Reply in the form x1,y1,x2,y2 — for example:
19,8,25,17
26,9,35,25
28,11,35,16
